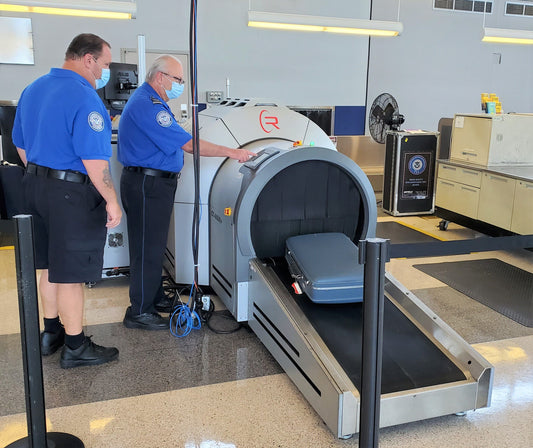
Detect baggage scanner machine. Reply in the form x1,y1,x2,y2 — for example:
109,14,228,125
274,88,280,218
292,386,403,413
164,100,493,438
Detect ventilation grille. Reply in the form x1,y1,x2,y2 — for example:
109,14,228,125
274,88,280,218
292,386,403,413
506,2,533,16
434,0,493,13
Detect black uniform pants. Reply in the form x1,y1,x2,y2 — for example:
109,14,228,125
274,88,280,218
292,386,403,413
120,168,178,315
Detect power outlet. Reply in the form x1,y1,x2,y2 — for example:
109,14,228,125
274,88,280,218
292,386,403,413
206,91,223,103
180,103,188,120
201,295,211,311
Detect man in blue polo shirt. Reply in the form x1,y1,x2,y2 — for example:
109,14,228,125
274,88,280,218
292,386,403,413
12,34,121,368
118,55,254,330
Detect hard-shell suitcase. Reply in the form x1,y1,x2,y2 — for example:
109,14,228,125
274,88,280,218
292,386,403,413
285,232,364,304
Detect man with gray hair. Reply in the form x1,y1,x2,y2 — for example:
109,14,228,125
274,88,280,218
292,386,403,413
118,55,254,330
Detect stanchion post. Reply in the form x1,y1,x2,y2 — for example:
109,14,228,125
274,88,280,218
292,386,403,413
6,215,85,448
13,215,47,448
358,237,390,448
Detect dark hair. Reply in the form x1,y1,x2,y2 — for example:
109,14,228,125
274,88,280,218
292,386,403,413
65,33,111,60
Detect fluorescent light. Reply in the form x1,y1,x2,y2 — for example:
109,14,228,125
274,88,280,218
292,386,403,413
248,11,403,37
0,1,136,20
482,27,533,45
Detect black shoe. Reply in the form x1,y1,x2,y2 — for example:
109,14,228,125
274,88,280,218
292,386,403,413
60,337,118,369
154,295,175,313
41,327,65,356
123,306,169,331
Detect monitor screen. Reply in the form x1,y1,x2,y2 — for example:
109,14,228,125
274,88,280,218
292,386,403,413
290,107,333,136
98,62,138,111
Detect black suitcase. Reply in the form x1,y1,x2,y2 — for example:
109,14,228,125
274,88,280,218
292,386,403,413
285,232,364,304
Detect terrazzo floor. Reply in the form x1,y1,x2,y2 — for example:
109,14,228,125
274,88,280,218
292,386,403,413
1,214,532,448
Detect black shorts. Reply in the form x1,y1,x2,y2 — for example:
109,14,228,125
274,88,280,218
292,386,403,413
22,173,107,283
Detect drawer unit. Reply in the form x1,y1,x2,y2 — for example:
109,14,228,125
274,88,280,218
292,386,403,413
477,172,516,230
437,162,482,188
511,180,533,234
450,114,533,166
435,178,480,219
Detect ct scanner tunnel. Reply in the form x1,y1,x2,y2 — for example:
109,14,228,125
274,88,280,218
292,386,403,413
164,100,493,438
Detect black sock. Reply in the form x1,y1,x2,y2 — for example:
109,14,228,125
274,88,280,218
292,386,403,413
43,317,62,333
65,332,85,350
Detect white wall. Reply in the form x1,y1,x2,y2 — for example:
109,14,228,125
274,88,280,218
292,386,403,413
369,0,533,131
0,0,371,107
1,0,532,133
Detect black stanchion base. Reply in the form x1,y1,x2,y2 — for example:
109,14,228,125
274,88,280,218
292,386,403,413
5,432,84,448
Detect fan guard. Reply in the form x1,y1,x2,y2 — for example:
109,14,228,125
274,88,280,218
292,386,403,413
368,93,404,144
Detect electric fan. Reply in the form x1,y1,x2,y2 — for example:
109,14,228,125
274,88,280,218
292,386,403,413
368,93,405,144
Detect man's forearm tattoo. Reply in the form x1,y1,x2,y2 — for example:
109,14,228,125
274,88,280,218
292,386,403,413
102,166,113,189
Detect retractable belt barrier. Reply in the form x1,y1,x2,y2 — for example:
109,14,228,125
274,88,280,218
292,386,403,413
389,234,533,259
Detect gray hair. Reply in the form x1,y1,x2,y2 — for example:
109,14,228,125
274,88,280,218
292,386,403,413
146,55,182,82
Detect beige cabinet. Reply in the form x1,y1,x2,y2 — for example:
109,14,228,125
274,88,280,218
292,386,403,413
450,114,533,166
477,173,516,230
436,161,533,234
511,180,533,234
437,163,482,187
436,179,480,218
435,162,481,219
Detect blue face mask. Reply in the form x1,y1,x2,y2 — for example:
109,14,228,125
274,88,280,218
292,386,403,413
165,81,184,100
95,68,110,90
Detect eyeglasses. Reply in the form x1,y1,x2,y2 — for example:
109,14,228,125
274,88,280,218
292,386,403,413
162,72,185,85
92,56,110,68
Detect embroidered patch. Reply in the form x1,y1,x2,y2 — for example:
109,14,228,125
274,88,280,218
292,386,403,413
156,110,172,127
88,111,104,132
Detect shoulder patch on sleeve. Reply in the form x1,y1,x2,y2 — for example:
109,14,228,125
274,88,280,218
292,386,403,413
150,96,163,105
88,111,105,132
156,110,173,127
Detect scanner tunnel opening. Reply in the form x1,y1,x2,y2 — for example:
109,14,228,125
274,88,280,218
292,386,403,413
250,160,365,259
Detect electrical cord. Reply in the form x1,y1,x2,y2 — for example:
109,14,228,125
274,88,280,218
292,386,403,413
162,274,242,335
189,0,203,317
172,0,241,337
205,310,243,335
169,284,201,338
194,297,242,334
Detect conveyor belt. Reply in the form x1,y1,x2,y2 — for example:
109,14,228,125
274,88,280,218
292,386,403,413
270,259,466,394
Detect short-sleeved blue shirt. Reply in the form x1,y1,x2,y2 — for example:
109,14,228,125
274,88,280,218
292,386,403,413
117,82,191,173
12,68,112,174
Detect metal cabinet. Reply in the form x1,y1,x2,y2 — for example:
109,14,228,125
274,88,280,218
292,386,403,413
511,180,533,234
477,172,516,230
450,114,533,166
435,162,481,219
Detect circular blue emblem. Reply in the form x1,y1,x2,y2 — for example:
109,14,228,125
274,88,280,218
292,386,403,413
88,112,104,132
156,110,172,127
408,155,426,175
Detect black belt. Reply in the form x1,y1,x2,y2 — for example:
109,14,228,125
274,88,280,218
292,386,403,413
26,163,90,184
124,166,178,179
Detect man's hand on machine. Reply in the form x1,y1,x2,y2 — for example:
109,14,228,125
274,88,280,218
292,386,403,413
229,148,256,163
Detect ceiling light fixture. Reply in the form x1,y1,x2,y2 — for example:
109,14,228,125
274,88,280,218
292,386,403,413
0,0,136,20
482,26,533,45
248,11,403,37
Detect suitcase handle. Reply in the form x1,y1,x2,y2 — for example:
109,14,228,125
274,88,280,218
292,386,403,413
285,250,304,281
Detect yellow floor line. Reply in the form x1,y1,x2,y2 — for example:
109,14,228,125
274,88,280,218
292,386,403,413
396,220,447,241
0,246,14,250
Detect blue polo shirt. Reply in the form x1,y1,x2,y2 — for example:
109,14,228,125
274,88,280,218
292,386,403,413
12,68,112,174
117,82,191,173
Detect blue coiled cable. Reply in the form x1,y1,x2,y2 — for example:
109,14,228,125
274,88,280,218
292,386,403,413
169,284,201,338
